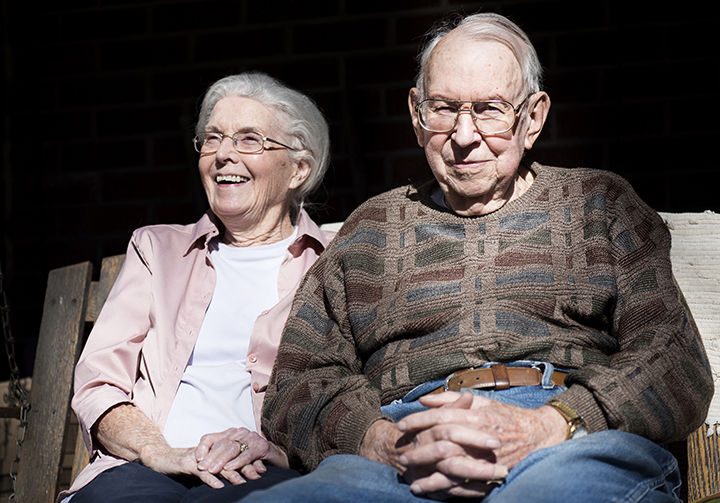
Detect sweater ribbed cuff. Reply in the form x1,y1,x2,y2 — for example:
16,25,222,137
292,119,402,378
549,384,608,433
336,405,388,456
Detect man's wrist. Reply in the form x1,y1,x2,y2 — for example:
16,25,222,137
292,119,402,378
546,399,588,440
359,419,406,472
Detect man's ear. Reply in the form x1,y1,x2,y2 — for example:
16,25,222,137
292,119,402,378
523,91,551,150
408,88,425,148
289,160,311,190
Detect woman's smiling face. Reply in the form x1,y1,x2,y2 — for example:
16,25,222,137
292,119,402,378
197,96,308,234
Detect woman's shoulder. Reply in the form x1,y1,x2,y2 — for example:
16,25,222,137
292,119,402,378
130,213,218,251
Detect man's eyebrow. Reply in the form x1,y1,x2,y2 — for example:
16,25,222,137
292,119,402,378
425,95,507,102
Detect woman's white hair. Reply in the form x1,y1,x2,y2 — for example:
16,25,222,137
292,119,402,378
415,12,543,99
196,72,330,215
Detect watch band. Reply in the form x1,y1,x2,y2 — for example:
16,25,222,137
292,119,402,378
547,399,588,440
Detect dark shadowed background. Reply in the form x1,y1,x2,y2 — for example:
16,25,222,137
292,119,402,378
2,0,719,381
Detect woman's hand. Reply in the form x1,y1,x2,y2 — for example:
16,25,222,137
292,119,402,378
95,403,227,488
95,405,290,487
139,443,228,488
195,427,289,485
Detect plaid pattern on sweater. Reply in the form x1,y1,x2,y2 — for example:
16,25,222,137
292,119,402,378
262,163,712,471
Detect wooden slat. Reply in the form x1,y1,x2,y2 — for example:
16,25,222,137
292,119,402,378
0,407,19,418
15,262,92,503
688,424,720,502
70,422,90,484
85,255,124,322
67,254,125,484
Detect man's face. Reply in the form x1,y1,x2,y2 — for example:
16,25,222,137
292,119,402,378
409,33,547,216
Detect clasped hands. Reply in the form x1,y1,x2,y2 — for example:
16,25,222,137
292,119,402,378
140,427,288,488
360,391,568,499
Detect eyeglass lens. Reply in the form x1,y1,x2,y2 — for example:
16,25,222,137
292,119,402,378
419,100,517,133
195,131,265,153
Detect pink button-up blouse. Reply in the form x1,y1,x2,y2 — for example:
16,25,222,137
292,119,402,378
61,210,335,499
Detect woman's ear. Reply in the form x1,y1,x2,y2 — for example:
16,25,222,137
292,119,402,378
523,91,551,150
289,159,311,190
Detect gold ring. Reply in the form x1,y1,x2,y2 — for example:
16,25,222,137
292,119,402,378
464,478,470,484
236,440,248,453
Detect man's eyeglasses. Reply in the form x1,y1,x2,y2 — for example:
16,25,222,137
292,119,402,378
415,96,530,135
193,130,297,154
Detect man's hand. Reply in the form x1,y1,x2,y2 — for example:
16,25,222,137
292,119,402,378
358,419,408,472
395,391,568,498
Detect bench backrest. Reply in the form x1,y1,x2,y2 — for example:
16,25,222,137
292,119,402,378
13,255,124,502
659,211,720,502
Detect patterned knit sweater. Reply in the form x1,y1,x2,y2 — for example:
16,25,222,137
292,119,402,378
262,162,713,471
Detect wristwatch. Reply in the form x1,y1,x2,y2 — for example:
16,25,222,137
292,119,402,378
547,399,588,440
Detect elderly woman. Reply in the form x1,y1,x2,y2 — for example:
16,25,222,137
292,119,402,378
59,72,335,503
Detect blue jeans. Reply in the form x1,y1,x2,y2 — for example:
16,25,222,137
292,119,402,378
240,362,682,502
68,461,301,503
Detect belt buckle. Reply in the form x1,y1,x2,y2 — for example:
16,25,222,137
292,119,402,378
528,361,557,389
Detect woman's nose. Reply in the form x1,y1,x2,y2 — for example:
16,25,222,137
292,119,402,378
214,135,239,163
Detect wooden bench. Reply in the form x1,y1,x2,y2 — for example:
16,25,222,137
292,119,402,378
662,211,720,503
1,212,718,502
0,255,124,501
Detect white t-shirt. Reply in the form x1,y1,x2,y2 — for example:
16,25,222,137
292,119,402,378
163,229,297,447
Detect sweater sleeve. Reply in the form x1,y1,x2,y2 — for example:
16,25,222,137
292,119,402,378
554,177,713,443
261,230,387,471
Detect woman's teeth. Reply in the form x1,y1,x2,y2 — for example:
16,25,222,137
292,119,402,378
216,175,249,184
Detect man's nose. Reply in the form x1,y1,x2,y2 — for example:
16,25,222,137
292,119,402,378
452,109,481,147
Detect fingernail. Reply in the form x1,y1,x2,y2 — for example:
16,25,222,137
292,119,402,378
494,465,509,478
486,438,501,448
397,421,406,431
398,455,408,465
410,484,421,494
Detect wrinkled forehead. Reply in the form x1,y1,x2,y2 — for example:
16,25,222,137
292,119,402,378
208,96,283,134
424,33,524,101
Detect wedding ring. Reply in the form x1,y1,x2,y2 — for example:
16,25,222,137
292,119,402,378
236,440,249,453
464,478,471,484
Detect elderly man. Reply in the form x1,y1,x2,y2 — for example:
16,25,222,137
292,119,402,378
245,12,713,503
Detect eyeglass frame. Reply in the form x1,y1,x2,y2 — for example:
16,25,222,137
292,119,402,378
414,95,533,135
192,129,298,154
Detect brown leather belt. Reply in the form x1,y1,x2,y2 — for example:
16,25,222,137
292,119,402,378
428,364,567,394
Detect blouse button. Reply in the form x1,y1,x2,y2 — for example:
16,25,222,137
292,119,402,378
248,354,258,364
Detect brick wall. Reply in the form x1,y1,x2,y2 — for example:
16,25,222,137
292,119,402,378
2,0,719,379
